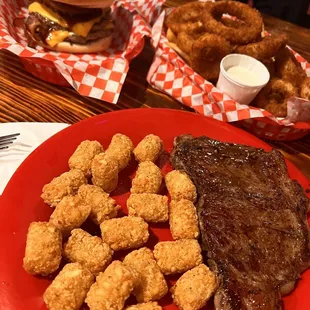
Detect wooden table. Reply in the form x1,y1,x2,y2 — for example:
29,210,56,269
0,1,310,179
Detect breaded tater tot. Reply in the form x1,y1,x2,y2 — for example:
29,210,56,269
123,247,168,302
91,153,119,193
169,199,199,240
23,222,62,276
133,134,163,163
105,133,134,171
43,262,94,310
78,184,120,225
63,229,113,275
41,169,87,206
49,195,91,236
127,194,168,223
165,170,197,202
68,140,103,177
86,261,137,310
126,302,162,310
100,216,149,251
131,161,162,194
153,239,203,275
171,264,217,310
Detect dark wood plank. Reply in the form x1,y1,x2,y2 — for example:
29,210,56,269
0,0,309,178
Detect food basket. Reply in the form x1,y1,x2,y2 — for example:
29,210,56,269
239,118,310,141
0,0,163,103
21,58,71,87
147,7,310,141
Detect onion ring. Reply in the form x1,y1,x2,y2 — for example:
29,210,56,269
165,1,213,35
220,16,246,29
300,77,310,100
262,59,276,78
202,1,263,44
190,33,233,82
176,31,201,55
252,78,298,117
235,34,288,61
275,47,307,88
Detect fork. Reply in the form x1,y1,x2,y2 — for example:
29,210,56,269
0,133,20,150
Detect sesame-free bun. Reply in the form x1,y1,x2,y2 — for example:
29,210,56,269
52,0,114,8
37,35,112,54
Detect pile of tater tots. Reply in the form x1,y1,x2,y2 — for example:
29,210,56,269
23,133,218,310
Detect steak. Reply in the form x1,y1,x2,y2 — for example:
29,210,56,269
171,135,310,310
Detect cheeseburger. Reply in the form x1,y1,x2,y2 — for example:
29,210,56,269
24,0,114,53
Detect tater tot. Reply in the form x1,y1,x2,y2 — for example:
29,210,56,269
23,222,62,276
41,169,87,206
171,264,217,310
43,262,94,310
165,170,197,202
153,239,203,275
105,133,133,171
169,199,199,240
131,161,162,194
78,184,120,225
86,261,137,310
126,302,162,310
127,194,168,223
91,153,119,193
68,140,103,177
63,229,113,275
123,247,168,302
133,134,163,163
49,195,91,236
100,216,149,251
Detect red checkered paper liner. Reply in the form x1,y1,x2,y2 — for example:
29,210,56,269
0,0,164,104
147,9,310,127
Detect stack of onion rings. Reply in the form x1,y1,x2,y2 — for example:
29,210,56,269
165,2,212,36
202,1,263,45
300,78,310,100
235,34,288,62
275,47,307,88
190,33,233,82
164,0,309,117
253,79,298,117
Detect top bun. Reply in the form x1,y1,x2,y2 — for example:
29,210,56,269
52,0,114,8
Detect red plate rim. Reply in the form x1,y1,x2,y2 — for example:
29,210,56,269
0,108,309,310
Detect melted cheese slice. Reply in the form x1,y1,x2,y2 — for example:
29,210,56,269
28,2,68,28
72,16,102,37
46,30,70,47
29,2,113,47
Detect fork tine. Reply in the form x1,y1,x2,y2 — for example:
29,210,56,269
0,140,14,147
0,133,20,141
0,146,9,150
0,137,17,143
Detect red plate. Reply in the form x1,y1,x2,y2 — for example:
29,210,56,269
0,109,309,310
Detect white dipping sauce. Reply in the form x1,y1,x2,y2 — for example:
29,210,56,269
226,66,261,86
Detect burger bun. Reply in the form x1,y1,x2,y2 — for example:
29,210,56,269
52,0,114,8
38,35,112,54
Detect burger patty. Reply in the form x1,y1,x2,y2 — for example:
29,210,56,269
66,18,113,44
43,0,105,21
25,12,113,45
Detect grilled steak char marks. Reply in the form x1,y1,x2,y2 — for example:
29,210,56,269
171,135,310,310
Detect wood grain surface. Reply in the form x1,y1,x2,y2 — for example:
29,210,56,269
0,0,309,179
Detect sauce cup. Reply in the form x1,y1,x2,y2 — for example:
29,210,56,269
216,54,270,105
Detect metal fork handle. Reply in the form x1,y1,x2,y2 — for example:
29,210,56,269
0,133,20,141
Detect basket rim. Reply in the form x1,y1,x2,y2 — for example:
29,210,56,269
249,117,310,129
20,57,56,68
